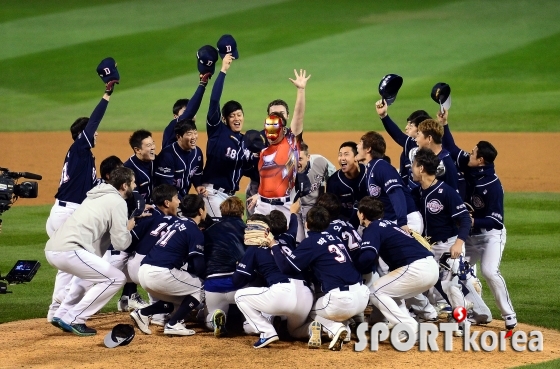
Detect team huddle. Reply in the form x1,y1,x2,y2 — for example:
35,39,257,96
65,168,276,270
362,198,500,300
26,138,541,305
43,35,517,351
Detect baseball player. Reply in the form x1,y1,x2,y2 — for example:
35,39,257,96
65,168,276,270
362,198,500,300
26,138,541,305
45,167,136,336
326,141,368,225
270,206,370,351
202,196,247,337
124,130,156,203
131,195,206,336
46,58,119,323
411,148,491,335
234,209,313,349
154,120,206,200
439,109,517,330
252,69,311,222
126,184,180,326
295,142,336,242
356,196,439,342
202,54,252,218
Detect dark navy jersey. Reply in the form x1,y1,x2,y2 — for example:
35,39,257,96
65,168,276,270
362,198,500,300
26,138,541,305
203,216,247,278
326,163,367,222
365,158,417,227
412,181,471,243
271,231,361,293
381,115,418,190
327,219,362,260
131,209,178,256
202,72,251,192
442,125,505,232
55,98,108,203
124,155,154,204
162,84,206,149
154,142,203,199
275,213,298,249
235,246,299,287
360,219,433,271
141,217,205,270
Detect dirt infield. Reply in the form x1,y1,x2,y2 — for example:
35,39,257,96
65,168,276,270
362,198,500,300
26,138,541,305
0,313,559,369
1,131,559,208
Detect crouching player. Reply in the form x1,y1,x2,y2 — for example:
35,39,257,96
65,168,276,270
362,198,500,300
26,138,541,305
356,197,439,342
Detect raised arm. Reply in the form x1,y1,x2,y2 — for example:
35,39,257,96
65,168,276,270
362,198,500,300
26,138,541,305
376,99,409,147
207,55,233,133
288,69,311,136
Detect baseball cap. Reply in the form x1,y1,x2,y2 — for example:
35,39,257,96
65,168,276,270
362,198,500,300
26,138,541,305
431,82,452,111
217,34,239,59
378,74,403,106
243,130,267,153
197,45,219,75
127,191,146,219
96,57,119,83
104,324,135,348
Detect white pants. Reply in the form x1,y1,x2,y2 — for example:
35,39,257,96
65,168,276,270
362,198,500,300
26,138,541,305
311,282,370,336
235,279,313,338
202,184,231,218
102,250,131,281
407,211,424,234
431,237,467,310
245,180,259,217
466,228,515,318
370,257,439,335
254,198,292,225
204,290,237,330
45,250,126,324
127,253,146,285
138,264,202,306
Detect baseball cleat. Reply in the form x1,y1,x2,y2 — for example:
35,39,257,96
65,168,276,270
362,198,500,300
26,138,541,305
467,313,490,325
151,313,169,327
46,302,60,323
212,309,227,338
69,323,97,336
437,304,452,320
253,335,279,348
130,309,152,335
128,293,149,311
504,314,517,330
164,321,196,336
308,321,322,349
51,317,71,332
117,296,129,312
447,317,464,337
328,326,348,351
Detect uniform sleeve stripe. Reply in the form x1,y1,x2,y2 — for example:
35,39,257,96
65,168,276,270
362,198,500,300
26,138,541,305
451,209,468,218
189,251,204,256
286,256,301,272
487,216,504,226
386,183,402,192
236,269,251,276
155,173,174,178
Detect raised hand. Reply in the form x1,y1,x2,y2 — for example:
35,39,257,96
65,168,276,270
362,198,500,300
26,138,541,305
375,99,388,118
221,53,234,73
289,69,311,90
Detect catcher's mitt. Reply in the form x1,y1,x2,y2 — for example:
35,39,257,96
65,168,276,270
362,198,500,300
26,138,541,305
244,220,274,247
410,229,432,251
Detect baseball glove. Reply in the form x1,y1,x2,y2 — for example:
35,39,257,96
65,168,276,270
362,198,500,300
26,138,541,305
410,229,432,251
244,220,274,247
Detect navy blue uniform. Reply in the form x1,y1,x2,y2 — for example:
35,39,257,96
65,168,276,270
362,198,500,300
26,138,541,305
326,219,361,261
130,208,177,255
380,115,418,190
55,98,108,204
154,142,203,199
359,220,433,272
162,85,206,149
271,231,361,293
326,163,367,222
141,217,205,272
365,158,417,227
202,72,250,192
124,155,154,204
412,181,471,243
204,216,246,279
442,126,504,232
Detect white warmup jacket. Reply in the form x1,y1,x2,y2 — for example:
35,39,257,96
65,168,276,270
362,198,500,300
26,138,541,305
45,183,131,256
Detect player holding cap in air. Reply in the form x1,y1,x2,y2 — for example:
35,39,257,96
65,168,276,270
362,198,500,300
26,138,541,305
46,58,120,323
438,109,517,331
253,70,311,223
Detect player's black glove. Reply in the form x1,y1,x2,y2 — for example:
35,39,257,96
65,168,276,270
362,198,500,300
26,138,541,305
199,73,212,87
105,80,119,96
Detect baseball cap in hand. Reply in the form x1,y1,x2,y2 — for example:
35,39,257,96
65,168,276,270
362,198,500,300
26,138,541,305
217,34,239,59
378,74,403,106
197,45,219,75
127,191,146,219
97,57,120,83
431,82,452,111
104,324,135,348
243,130,267,153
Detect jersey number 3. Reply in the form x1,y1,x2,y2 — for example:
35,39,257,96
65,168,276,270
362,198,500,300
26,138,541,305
328,244,347,263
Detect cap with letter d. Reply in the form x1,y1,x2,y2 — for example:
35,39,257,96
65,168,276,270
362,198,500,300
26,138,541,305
104,324,135,348
96,57,120,83
378,74,403,106
243,129,268,153
217,34,239,59
431,82,452,111
197,45,219,75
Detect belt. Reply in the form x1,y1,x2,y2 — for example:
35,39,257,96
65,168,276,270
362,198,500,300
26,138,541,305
276,278,308,287
111,250,121,255
260,196,290,205
336,282,362,292
55,199,80,209
217,187,235,196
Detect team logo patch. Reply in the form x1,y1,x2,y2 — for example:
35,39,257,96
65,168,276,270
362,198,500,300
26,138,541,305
369,184,381,197
472,195,484,209
427,199,444,214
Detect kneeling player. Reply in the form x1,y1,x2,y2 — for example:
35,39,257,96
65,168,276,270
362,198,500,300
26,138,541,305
356,197,439,341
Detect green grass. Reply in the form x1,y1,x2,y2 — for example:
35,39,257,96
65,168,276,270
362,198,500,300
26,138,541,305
513,359,560,369
1,0,560,132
